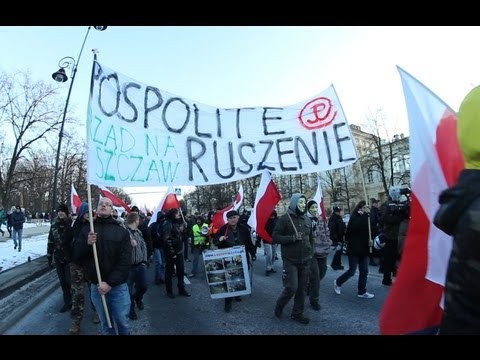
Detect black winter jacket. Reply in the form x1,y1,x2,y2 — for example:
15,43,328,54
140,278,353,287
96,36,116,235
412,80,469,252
74,216,131,287
434,169,480,334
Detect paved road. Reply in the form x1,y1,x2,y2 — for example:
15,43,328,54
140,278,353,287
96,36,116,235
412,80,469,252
4,250,390,335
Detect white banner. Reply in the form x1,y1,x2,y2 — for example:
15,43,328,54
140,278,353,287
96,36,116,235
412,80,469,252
202,246,251,299
87,60,357,186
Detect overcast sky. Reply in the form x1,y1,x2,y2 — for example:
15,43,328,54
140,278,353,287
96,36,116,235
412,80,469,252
2,26,479,207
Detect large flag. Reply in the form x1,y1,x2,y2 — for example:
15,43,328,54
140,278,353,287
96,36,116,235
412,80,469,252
148,186,180,226
379,67,464,334
312,175,327,222
70,184,82,215
211,184,244,230
247,172,281,242
98,185,131,213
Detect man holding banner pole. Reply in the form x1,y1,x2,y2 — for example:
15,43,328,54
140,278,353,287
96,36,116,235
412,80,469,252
74,196,132,335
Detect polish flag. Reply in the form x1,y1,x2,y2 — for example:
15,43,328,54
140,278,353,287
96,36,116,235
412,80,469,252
312,175,327,222
379,67,464,334
211,184,244,230
98,185,131,213
247,172,281,242
148,186,180,226
71,184,82,215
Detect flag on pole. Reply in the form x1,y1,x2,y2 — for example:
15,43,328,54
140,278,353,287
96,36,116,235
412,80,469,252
71,184,82,215
379,67,464,335
98,185,131,213
211,184,244,230
312,175,327,222
148,186,180,226
247,172,281,242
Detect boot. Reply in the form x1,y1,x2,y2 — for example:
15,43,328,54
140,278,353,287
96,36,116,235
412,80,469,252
224,298,232,312
291,314,310,324
69,323,81,335
129,304,138,320
274,303,283,318
92,313,100,324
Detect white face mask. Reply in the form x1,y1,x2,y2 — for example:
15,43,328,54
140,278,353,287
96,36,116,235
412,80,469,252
297,197,306,213
308,204,318,216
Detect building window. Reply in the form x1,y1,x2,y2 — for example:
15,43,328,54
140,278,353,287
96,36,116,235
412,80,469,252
403,154,410,171
393,157,402,173
367,170,374,184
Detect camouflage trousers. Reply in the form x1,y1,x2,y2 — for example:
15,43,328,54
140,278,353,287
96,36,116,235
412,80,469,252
70,263,95,325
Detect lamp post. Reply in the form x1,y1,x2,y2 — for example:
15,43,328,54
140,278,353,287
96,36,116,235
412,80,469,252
51,26,107,212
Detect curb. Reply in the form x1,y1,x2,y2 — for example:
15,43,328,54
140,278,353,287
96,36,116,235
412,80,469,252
0,256,52,299
0,271,59,334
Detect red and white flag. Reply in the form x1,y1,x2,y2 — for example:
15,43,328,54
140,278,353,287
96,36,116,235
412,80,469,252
379,67,464,334
148,186,180,226
98,185,131,213
71,184,82,215
312,175,327,222
247,172,281,242
211,184,244,230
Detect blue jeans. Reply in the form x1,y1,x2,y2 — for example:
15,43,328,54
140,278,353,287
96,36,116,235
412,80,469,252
153,248,165,281
12,228,23,250
90,282,131,335
190,245,203,276
127,264,148,303
336,255,369,295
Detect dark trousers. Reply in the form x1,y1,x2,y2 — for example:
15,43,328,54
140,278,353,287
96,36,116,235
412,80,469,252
331,248,343,267
382,238,398,281
336,255,369,295
165,254,185,293
276,258,310,317
183,237,189,260
309,257,327,304
55,261,72,305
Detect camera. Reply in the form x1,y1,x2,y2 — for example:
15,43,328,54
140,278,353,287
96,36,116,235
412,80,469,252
387,199,410,219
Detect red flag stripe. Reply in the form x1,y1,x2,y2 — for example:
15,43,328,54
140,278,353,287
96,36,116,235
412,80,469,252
254,180,281,242
247,172,281,243
98,186,131,213
71,184,82,214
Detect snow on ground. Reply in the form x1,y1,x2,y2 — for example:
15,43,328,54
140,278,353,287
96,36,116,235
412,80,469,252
0,222,49,273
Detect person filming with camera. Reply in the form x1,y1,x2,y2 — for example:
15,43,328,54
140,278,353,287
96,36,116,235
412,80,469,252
380,186,411,286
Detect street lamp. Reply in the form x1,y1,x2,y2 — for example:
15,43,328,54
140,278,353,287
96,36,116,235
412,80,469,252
50,26,107,212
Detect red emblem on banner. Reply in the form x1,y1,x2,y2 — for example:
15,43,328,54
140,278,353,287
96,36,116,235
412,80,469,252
298,97,337,130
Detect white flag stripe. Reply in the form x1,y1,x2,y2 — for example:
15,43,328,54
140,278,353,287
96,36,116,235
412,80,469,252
399,67,453,286
312,174,323,216
148,186,176,227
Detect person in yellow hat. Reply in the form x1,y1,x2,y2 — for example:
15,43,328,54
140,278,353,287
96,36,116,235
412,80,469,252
434,86,480,335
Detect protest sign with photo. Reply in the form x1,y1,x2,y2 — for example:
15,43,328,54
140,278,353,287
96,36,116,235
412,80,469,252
203,246,251,299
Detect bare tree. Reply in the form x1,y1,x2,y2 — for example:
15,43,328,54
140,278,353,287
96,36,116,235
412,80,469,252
242,174,261,208
361,108,411,196
0,71,68,207
56,137,88,205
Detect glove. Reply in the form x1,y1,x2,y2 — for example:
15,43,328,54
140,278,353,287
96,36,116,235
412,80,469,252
47,256,54,269
293,232,303,242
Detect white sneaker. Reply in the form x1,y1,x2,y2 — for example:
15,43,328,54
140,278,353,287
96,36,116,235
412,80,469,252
334,280,341,295
357,292,374,299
